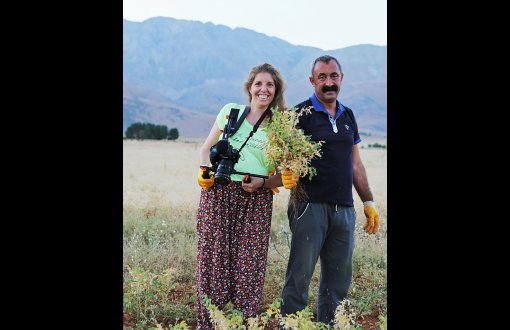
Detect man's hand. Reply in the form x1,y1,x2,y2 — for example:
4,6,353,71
363,201,380,234
281,170,298,189
198,168,214,190
268,170,280,195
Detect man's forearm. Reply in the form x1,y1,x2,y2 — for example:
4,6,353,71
353,165,373,202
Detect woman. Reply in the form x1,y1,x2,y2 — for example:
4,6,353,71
195,63,292,329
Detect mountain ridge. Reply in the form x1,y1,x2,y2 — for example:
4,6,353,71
123,17,386,138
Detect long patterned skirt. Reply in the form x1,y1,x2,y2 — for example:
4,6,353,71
195,181,273,329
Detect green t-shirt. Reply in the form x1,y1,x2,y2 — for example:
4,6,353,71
216,103,275,182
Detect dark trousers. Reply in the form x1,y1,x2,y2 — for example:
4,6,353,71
281,202,355,325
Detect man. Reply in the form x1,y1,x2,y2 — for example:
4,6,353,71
280,55,380,326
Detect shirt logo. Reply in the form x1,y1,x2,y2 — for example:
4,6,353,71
344,124,349,130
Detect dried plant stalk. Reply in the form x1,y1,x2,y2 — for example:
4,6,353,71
266,106,323,180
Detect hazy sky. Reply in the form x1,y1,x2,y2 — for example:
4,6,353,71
123,0,387,51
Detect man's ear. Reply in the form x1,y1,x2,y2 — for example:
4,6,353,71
309,76,315,86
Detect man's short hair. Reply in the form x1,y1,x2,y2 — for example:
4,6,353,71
311,55,342,75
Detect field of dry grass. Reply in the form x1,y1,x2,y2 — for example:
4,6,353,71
123,138,386,212
123,138,387,329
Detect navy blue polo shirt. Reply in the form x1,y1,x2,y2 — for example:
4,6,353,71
294,94,361,206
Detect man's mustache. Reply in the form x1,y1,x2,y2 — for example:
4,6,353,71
321,84,339,93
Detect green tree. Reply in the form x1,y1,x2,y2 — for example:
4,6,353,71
125,122,170,140
125,122,144,139
168,128,179,140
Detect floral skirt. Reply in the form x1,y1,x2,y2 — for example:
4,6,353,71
195,181,273,329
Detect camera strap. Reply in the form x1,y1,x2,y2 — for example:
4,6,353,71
236,107,270,154
230,106,250,137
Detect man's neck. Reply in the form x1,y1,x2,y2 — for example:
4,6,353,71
320,100,337,117
311,94,340,118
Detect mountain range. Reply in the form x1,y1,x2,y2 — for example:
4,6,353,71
123,17,387,138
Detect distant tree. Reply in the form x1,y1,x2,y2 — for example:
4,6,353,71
126,122,143,139
168,128,179,140
367,142,387,149
125,122,170,140
153,124,168,140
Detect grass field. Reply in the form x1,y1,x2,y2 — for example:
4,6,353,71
123,139,387,329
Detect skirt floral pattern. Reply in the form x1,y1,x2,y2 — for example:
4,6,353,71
195,181,273,329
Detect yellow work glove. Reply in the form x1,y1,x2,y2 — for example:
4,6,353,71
268,171,280,195
363,201,380,234
197,168,214,190
281,170,298,189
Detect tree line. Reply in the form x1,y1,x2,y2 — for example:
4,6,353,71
125,122,179,140
361,142,386,149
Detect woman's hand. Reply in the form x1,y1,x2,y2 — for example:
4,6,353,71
197,168,214,189
241,175,264,193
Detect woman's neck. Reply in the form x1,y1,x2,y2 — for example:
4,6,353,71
250,102,269,113
247,102,269,125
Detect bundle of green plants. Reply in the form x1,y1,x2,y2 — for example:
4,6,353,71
265,106,323,180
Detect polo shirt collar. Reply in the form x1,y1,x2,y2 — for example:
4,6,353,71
310,94,344,120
